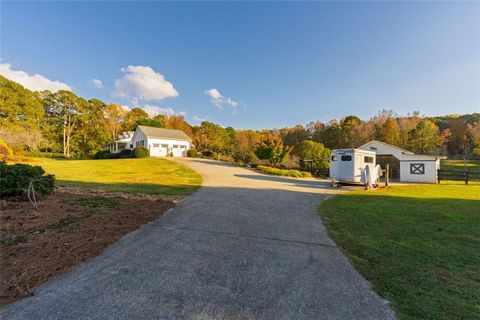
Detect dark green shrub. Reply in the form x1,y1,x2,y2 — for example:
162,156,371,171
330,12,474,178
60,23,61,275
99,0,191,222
24,151,65,159
201,150,213,158
133,147,150,158
117,149,133,158
201,151,218,159
257,165,312,178
187,149,198,158
93,150,115,159
0,162,55,198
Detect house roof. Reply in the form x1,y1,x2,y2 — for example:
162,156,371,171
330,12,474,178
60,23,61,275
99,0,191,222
117,131,134,139
137,126,192,141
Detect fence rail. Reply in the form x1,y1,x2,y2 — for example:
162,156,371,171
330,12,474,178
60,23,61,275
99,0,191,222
437,169,480,185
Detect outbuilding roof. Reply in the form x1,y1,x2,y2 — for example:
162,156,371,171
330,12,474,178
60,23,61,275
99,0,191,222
137,126,192,141
359,140,414,155
358,140,446,161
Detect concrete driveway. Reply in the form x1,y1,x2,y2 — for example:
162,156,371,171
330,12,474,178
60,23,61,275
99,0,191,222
2,158,395,320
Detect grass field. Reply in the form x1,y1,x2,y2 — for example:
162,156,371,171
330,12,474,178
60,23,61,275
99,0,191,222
29,158,202,195
441,159,480,170
318,185,480,320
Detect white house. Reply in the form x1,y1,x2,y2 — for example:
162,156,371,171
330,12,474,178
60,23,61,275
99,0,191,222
109,131,134,153
110,126,192,157
359,140,444,183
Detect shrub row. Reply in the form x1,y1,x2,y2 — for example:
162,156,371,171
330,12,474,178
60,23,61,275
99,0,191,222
93,147,150,159
257,165,312,178
24,151,66,159
0,162,55,198
201,150,218,160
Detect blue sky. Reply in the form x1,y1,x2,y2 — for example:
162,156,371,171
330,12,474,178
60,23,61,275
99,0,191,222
1,1,479,129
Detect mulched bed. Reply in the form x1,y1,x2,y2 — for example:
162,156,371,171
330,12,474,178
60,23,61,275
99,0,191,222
0,190,177,306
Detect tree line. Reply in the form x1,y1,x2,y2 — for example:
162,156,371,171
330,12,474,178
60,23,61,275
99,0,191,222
1,75,479,168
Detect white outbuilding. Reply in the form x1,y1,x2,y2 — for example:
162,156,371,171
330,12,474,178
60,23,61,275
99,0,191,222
359,140,443,183
110,125,192,157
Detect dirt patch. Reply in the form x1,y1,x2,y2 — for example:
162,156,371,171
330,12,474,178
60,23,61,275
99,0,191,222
0,191,177,306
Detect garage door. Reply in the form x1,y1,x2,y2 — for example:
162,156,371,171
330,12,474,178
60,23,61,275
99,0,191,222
172,145,186,157
150,143,168,156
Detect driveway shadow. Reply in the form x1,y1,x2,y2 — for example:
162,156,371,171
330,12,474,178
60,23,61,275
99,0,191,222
180,159,240,168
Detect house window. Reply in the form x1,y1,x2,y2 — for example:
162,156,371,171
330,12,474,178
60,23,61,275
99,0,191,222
341,155,352,161
153,143,160,147
130,144,133,149
331,156,337,161
173,145,179,148
410,163,425,175
364,156,374,163
161,144,168,148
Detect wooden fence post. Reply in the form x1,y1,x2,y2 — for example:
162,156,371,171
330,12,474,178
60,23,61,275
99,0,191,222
465,170,469,185
385,164,389,187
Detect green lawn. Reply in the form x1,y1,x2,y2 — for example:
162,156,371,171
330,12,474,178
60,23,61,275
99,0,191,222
318,185,480,320
29,158,202,195
441,159,480,170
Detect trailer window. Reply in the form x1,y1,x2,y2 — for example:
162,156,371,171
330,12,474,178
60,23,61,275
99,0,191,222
331,156,337,161
364,156,374,163
341,155,352,161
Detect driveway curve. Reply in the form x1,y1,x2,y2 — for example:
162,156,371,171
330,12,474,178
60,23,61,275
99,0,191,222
2,158,395,320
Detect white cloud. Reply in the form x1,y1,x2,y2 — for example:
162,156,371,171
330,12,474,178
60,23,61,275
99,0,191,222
0,63,71,92
91,79,103,88
113,65,179,102
205,88,237,109
193,115,206,122
141,104,185,117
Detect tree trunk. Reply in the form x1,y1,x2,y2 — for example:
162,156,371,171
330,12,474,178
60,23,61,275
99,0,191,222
63,118,67,156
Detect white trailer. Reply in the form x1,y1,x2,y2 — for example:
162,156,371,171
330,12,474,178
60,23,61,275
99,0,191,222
329,149,377,184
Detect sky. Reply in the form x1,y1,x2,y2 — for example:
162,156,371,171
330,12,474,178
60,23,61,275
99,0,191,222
1,1,479,129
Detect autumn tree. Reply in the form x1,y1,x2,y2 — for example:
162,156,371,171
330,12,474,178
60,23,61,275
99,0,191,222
135,118,164,129
255,136,290,167
104,104,126,140
193,121,228,154
0,76,45,151
398,112,420,149
408,119,441,154
281,125,309,147
74,99,111,157
340,116,363,148
122,107,148,131
42,90,82,157
306,121,325,143
165,115,193,138
375,116,400,146
293,140,330,169
233,130,261,164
